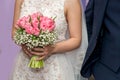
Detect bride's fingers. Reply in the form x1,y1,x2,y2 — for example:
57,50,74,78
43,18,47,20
32,47,44,52
30,51,45,56
36,55,46,61
36,52,50,61
22,46,32,57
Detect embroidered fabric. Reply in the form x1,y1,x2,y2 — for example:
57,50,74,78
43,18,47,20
11,0,88,80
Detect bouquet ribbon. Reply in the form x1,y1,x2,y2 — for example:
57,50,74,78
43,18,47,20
28,56,44,68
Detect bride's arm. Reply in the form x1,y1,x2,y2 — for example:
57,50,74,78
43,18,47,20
52,0,82,53
12,0,23,39
31,0,82,60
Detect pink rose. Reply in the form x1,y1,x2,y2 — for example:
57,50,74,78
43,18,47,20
32,18,39,29
17,16,30,28
33,28,40,36
25,23,40,36
24,22,31,29
17,17,26,28
25,26,34,34
40,16,55,32
16,12,56,36
25,16,30,22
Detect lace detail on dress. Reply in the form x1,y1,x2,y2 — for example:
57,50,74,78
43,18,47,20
12,51,67,80
11,0,88,80
12,0,71,80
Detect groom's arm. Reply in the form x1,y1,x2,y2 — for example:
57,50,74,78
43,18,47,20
85,0,94,41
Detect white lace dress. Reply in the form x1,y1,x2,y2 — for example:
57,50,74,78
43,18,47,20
11,0,88,80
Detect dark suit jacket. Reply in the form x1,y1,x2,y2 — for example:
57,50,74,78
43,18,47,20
81,0,109,77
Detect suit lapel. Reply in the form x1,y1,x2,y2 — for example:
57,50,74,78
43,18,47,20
92,0,109,38
85,0,109,63
81,0,109,74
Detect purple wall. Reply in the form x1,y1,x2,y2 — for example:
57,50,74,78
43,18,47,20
0,0,86,80
0,0,20,80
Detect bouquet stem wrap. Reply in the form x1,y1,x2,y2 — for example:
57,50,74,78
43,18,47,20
28,56,44,68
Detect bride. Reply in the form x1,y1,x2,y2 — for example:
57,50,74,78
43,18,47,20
11,0,88,80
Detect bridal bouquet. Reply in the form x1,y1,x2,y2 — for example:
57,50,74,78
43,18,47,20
13,12,57,68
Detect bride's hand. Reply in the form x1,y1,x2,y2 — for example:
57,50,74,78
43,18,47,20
31,45,55,60
21,45,33,57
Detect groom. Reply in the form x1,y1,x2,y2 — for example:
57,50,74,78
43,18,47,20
81,0,120,80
